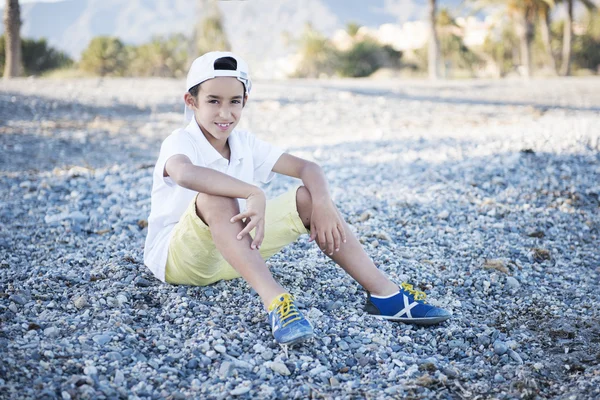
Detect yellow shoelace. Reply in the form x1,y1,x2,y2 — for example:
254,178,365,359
268,293,301,328
401,282,427,302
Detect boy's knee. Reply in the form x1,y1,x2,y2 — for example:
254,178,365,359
195,193,239,225
296,186,312,227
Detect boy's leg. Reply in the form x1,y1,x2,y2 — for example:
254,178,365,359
195,193,285,307
296,186,451,325
295,186,399,297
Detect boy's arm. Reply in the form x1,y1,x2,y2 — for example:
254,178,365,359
165,154,266,248
272,153,347,254
166,154,262,199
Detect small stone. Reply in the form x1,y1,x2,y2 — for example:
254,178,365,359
230,384,251,396
326,300,343,311
214,344,226,354
358,357,370,367
114,369,125,385
44,326,60,338
437,210,450,220
359,211,372,222
93,334,112,346
266,361,291,376
442,367,458,378
9,294,27,305
494,373,505,383
84,365,98,376
106,352,122,362
134,277,152,287
508,349,523,364
219,361,233,378
376,232,392,241
308,307,323,319
73,296,87,309
330,377,340,387
505,276,520,289
493,340,508,355
261,350,274,361
309,365,327,376
61,391,72,400
8,303,18,313
116,294,128,306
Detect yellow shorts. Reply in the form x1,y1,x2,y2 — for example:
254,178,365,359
165,187,308,286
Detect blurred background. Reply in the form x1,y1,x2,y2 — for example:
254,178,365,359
1,0,599,81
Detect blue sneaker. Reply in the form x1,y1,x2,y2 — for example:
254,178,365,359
268,293,314,345
365,283,451,326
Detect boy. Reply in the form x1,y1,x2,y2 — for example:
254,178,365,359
144,51,451,346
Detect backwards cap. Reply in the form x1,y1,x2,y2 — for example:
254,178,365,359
184,51,252,122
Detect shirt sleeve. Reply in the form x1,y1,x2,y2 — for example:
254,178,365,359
251,134,284,184
156,131,198,187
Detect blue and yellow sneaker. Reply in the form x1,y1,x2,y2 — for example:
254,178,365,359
365,283,451,326
268,293,314,345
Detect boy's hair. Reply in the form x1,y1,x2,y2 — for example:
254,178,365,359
188,56,246,98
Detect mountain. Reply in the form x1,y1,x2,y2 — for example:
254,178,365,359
0,0,462,77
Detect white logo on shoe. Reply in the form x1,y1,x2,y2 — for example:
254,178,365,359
271,314,278,332
393,295,418,319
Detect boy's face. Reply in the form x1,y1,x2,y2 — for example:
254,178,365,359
185,77,247,142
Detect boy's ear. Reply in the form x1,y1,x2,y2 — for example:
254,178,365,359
184,93,196,108
243,94,249,108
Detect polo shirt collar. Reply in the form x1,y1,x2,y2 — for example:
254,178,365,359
185,119,244,166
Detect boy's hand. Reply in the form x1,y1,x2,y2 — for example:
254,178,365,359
309,201,347,256
230,189,266,250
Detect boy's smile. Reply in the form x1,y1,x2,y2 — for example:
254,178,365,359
186,77,247,152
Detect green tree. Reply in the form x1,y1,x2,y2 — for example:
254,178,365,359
292,23,339,78
1,36,73,76
436,9,483,77
470,0,555,77
337,39,400,77
346,22,361,37
481,21,520,76
80,36,127,76
128,34,189,77
195,0,230,56
557,0,596,76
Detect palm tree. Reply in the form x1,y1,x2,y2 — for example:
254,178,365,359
558,0,596,76
539,1,557,74
3,0,22,78
428,0,441,80
470,0,554,77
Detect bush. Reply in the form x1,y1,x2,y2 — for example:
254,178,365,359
79,36,127,76
337,39,401,78
127,34,189,78
292,23,339,78
0,35,73,76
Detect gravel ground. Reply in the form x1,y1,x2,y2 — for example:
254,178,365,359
1,77,599,399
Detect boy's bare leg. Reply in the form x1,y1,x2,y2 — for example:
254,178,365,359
196,193,285,307
296,186,399,297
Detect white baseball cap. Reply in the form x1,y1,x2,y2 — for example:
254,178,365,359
184,51,252,122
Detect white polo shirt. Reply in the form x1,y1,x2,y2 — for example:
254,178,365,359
143,119,284,283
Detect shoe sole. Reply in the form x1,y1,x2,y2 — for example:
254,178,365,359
278,332,314,346
369,314,451,326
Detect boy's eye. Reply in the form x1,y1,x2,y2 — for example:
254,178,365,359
208,100,219,104
232,100,241,104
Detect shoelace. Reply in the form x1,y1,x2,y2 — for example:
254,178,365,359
400,282,427,302
269,293,301,328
